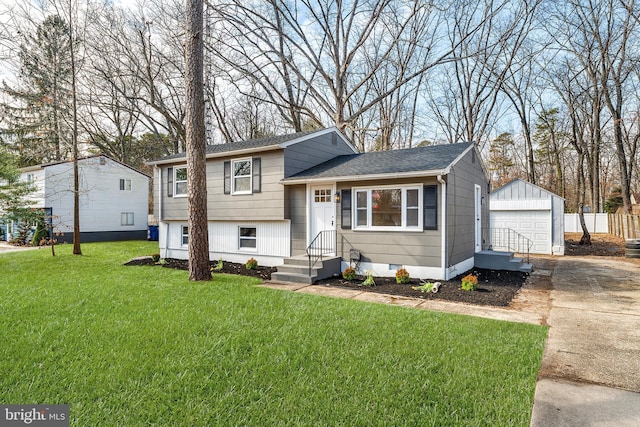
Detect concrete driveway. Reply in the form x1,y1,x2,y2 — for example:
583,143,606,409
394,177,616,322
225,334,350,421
531,256,640,426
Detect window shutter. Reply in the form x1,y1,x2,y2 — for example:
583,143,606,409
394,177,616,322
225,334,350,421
167,167,173,197
223,161,231,194
252,157,261,193
341,189,352,229
424,185,437,230
119,179,125,191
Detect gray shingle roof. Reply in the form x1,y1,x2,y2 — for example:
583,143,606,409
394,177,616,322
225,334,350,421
150,129,320,162
285,142,473,180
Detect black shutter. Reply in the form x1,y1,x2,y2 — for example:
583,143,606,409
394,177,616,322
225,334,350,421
223,161,231,194
119,178,125,191
167,167,173,197
341,189,352,229
424,185,437,230
252,157,261,193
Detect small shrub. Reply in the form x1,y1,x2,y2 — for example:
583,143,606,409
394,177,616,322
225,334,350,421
362,270,375,286
151,253,161,262
212,258,224,271
395,268,410,284
342,267,356,281
246,258,258,270
412,281,434,293
461,274,478,291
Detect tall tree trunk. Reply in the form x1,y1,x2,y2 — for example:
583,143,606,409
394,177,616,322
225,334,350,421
185,0,211,281
69,3,81,256
577,150,591,245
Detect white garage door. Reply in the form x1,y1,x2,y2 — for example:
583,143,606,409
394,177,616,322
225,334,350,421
490,210,552,255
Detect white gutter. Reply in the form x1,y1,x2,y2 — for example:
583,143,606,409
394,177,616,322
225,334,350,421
438,175,447,280
281,169,447,185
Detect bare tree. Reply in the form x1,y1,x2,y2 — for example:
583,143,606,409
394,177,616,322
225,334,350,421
430,0,540,149
546,0,639,213
210,0,486,148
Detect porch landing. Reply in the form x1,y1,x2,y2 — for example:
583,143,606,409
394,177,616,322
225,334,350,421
474,250,533,273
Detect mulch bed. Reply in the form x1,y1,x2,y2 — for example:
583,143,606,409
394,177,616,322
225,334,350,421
315,268,527,307
124,257,277,281
124,256,526,307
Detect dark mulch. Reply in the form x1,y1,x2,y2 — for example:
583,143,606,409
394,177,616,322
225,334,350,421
316,268,527,307
125,257,526,306
124,257,277,281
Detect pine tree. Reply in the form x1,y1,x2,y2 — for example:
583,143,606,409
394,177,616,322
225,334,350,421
0,147,36,222
1,15,72,166
488,132,515,186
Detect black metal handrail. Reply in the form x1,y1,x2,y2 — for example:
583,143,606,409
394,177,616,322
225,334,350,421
306,230,336,276
483,227,532,263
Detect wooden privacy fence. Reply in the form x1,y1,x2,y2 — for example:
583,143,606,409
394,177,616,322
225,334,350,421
609,214,640,239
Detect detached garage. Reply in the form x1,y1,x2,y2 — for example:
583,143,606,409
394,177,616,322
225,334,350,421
490,179,564,255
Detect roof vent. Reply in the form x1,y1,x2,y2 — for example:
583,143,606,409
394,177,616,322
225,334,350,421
99,156,106,165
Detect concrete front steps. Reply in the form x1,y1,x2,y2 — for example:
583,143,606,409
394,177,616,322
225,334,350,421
271,255,342,284
474,250,533,273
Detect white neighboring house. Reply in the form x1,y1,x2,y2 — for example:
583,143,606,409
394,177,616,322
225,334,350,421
4,155,149,243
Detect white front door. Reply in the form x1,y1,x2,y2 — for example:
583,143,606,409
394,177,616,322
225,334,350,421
475,184,482,252
310,186,335,250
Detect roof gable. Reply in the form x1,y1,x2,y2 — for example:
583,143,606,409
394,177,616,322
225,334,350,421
20,154,149,178
491,178,563,200
283,142,474,182
148,127,357,165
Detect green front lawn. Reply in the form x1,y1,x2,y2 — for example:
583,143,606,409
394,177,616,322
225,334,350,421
0,242,547,425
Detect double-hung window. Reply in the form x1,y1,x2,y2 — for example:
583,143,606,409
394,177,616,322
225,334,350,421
224,157,261,195
181,225,189,246
232,159,252,194
121,212,134,226
174,167,187,196
119,178,132,191
239,227,257,250
353,186,422,230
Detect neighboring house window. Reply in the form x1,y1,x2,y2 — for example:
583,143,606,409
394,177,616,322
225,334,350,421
26,174,34,183
353,186,423,230
224,157,261,195
181,225,188,246
120,178,132,191
239,227,257,249
121,212,134,226
175,167,187,196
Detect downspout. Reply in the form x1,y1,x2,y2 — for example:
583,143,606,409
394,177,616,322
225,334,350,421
438,175,447,280
155,164,167,259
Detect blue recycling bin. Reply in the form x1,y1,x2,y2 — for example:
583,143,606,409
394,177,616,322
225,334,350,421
148,225,159,241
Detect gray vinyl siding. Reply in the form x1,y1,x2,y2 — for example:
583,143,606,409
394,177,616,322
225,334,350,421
286,184,307,255
446,148,489,266
160,151,286,221
335,177,442,268
283,133,356,177
207,151,284,220
161,161,188,220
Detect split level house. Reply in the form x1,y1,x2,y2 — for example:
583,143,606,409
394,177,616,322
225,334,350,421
1,155,149,243
149,127,498,282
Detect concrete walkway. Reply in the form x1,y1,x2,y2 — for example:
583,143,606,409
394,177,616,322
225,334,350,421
0,241,38,254
262,255,640,426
